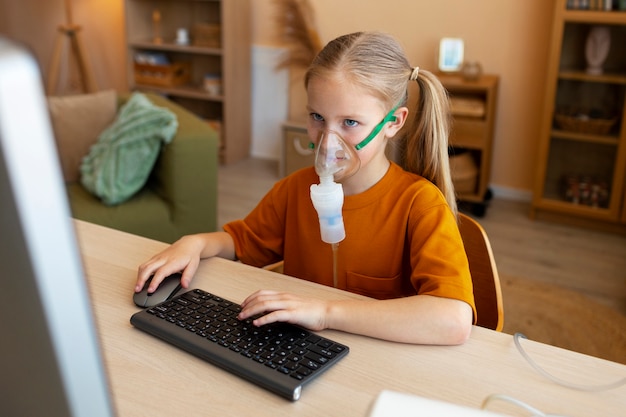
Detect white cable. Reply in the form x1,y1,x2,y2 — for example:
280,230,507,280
481,393,572,417
514,333,626,392
481,393,546,416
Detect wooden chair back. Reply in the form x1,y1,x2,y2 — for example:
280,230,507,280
458,212,504,331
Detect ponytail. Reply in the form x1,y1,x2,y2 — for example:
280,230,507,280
402,70,457,218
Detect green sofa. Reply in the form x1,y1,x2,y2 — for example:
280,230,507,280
67,93,219,243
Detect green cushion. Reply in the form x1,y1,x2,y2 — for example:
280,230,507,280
80,92,178,205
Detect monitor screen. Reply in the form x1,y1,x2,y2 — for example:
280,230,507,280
0,38,115,416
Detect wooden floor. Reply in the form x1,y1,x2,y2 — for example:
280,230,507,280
218,158,626,318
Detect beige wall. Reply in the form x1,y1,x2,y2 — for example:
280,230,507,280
0,0,127,93
0,0,554,196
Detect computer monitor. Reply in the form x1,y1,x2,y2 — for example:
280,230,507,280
0,38,115,416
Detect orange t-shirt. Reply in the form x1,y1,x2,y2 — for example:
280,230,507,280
224,163,476,316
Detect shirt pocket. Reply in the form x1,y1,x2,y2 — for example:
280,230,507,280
345,271,405,300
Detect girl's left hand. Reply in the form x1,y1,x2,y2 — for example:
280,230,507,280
238,290,329,331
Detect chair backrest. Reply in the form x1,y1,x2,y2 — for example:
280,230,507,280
457,212,504,331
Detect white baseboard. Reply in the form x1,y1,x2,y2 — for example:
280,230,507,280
489,184,533,202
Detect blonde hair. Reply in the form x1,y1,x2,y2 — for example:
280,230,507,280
304,32,457,217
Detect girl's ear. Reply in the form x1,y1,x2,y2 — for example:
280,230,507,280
385,106,409,138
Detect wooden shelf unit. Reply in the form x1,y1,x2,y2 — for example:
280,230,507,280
531,0,626,232
438,74,499,214
124,0,251,164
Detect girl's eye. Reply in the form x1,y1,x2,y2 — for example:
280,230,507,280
344,119,359,128
310,113,324,122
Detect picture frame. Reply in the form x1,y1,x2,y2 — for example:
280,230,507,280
438,38,464,72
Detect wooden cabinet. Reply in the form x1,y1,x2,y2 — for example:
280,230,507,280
124,0,251,164
531,0,626,232
439,74,499,216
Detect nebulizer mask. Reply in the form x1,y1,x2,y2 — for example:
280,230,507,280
309,130,360,245
309,108,397,243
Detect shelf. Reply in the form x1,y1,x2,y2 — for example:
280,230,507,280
535,197,614,220
559,70,626,84
437,74,499,92
129,40,223,56
551,129,620,145
134,83,224,101
563,9,626,24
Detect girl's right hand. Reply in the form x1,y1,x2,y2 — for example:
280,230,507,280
135,235,206,294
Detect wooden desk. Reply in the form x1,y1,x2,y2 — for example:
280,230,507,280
75,221,626,417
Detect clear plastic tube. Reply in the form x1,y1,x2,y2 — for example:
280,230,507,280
514,333,626,392
331,242,339,288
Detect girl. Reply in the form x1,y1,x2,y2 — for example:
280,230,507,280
136,31,476,345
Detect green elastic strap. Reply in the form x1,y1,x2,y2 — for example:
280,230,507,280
354,107,398,150
308,107,398,151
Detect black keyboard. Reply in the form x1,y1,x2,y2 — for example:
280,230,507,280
130,288,349,401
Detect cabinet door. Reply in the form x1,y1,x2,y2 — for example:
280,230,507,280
537,21,626,221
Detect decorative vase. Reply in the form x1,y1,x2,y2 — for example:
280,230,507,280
585,26,611,75
461,61,482,81
152,9,162,44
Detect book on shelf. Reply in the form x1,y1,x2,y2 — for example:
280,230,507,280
567,0,619,10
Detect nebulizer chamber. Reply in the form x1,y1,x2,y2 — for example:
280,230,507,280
309,179,345,244
309,131,360,287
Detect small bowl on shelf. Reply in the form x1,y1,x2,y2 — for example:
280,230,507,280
554,112,617,135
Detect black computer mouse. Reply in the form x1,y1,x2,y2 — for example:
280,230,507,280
133,273,184,308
